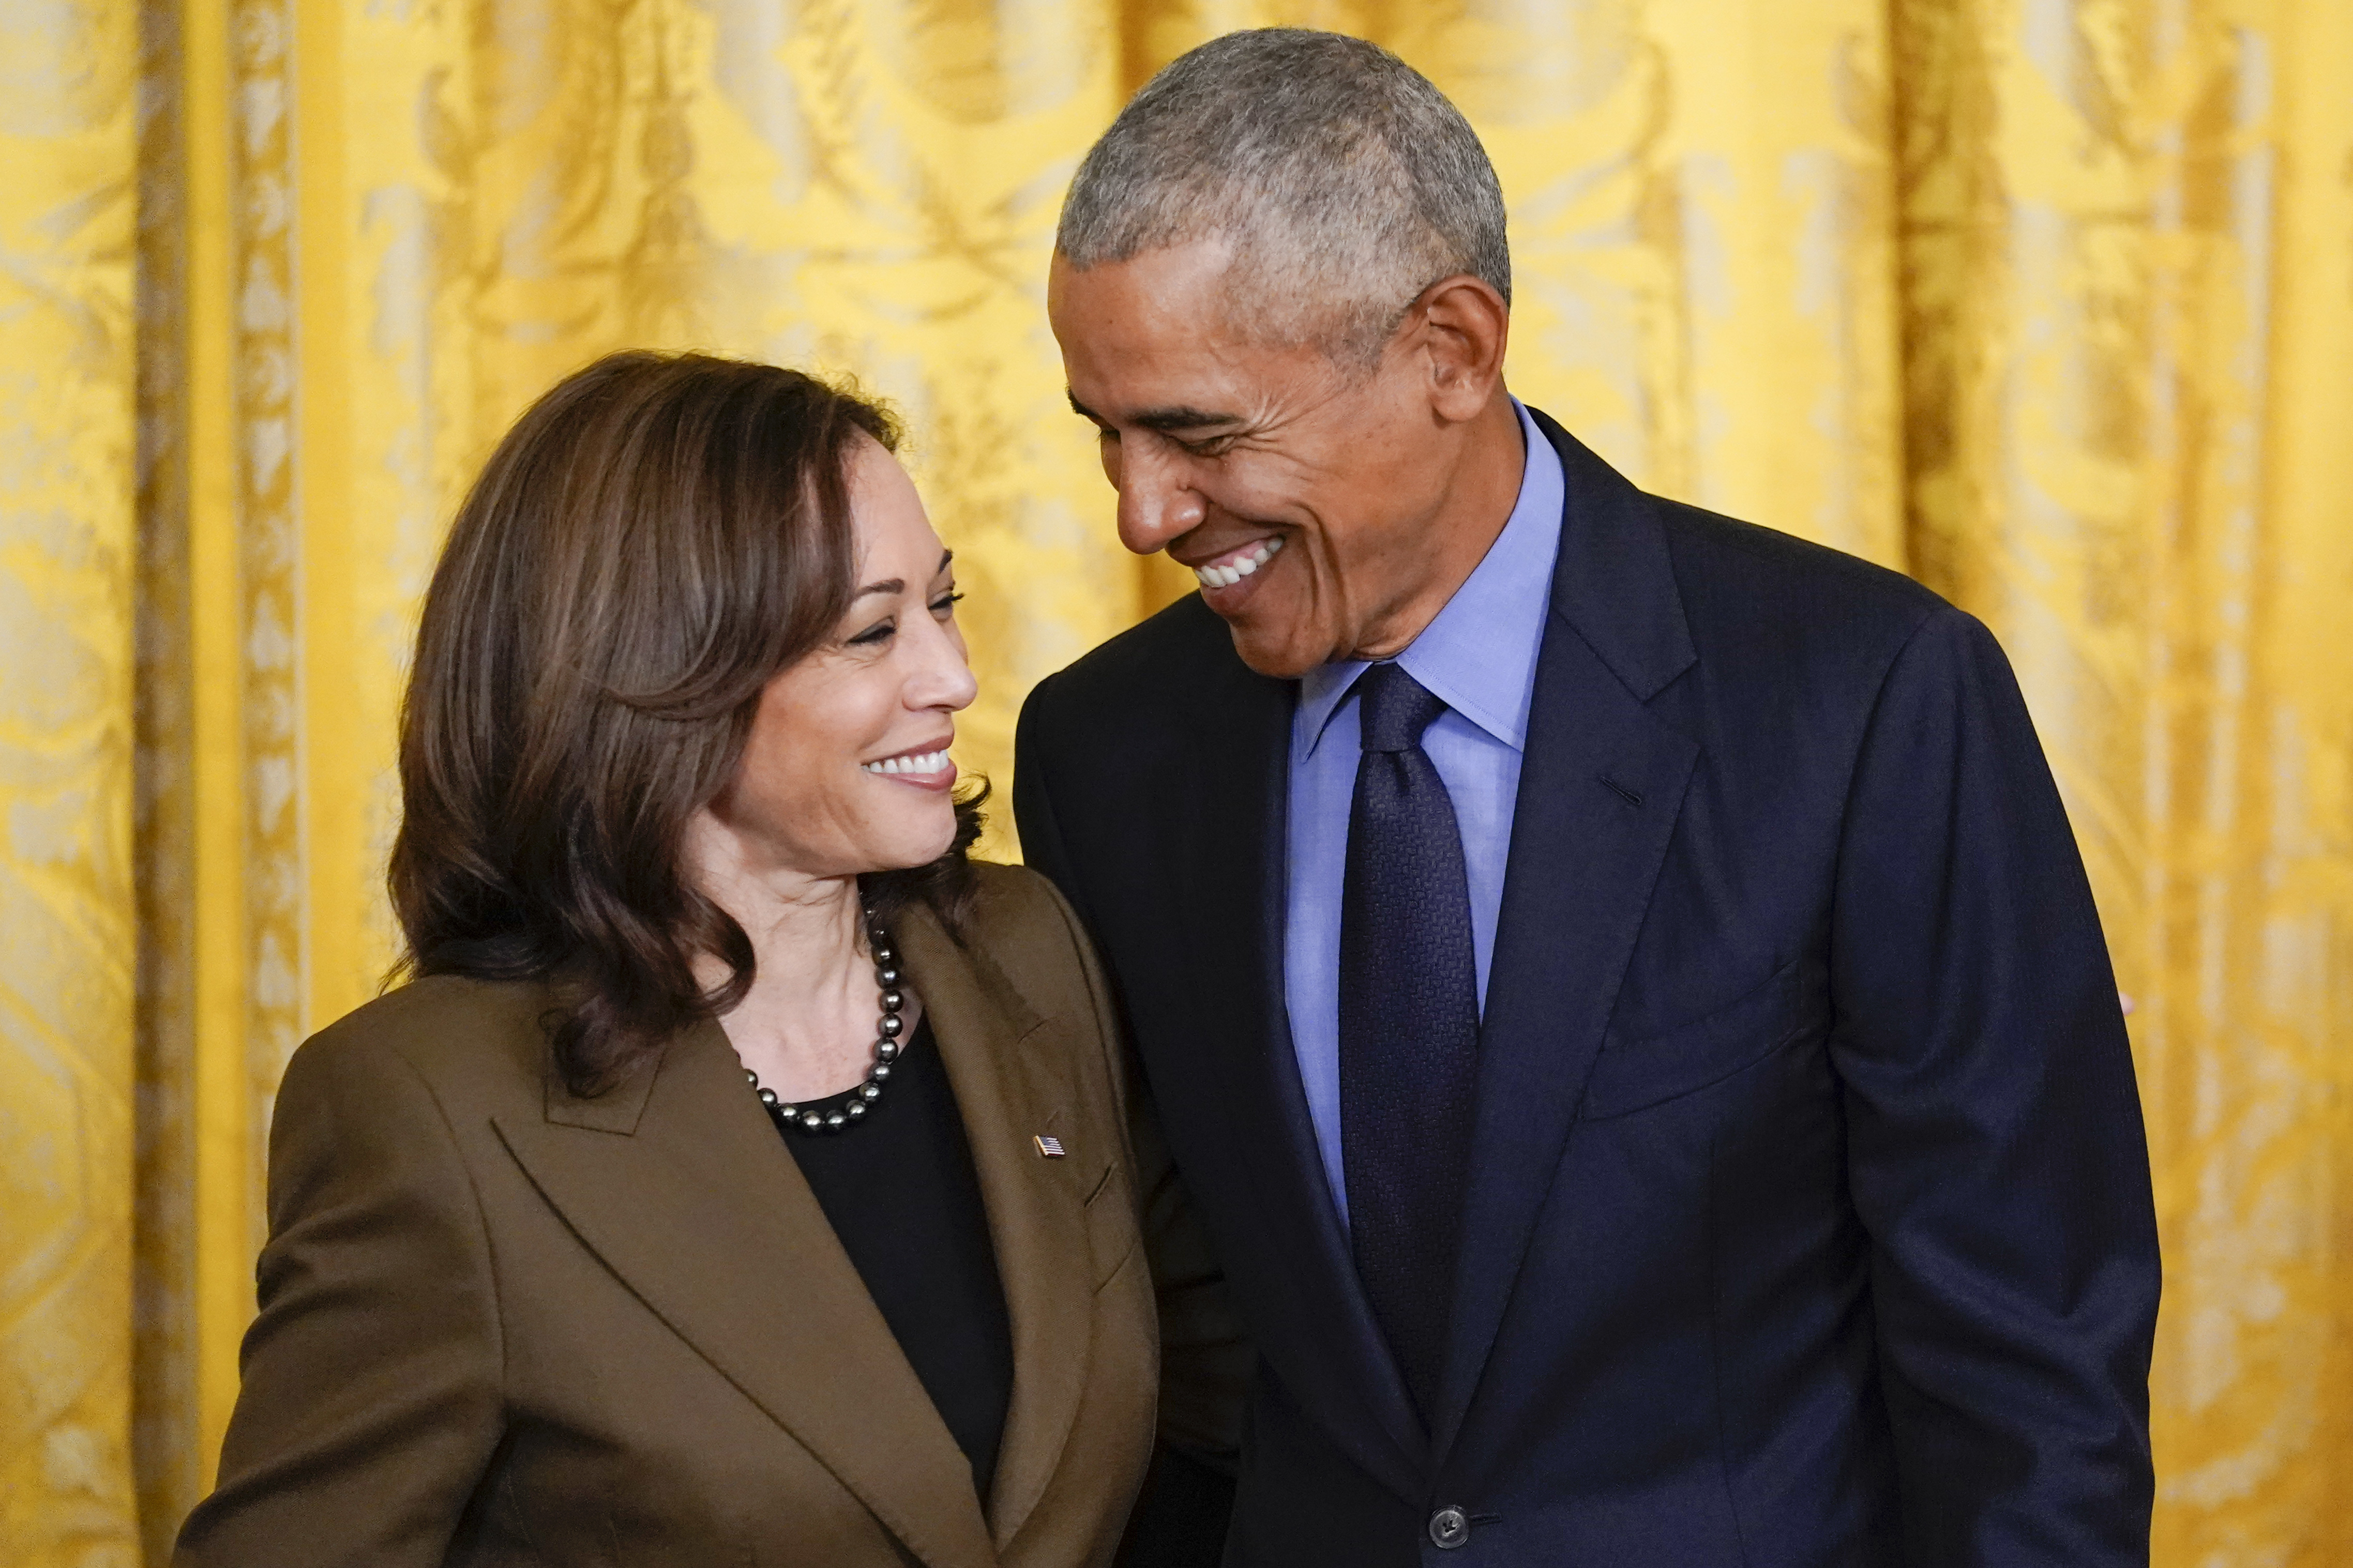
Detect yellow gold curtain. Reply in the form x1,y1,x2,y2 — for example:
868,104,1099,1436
2,0,2347,1561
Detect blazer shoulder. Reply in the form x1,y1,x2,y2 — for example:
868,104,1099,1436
1650,497,1957,692
960,860,1087,968
286,972,549,1117
958,861,1095,1009
1656,498,1940,631
1027,591,1230,725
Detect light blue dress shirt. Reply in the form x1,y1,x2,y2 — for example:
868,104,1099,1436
1284,400,1566,1225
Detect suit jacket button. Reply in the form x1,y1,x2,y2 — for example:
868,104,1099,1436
1428,1506,1470,1549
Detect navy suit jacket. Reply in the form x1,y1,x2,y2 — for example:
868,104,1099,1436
1015,410,2160,1567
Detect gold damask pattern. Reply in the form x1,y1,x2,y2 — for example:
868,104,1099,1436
129,0,200,1551
2,2,2348,1563
1,0,142,1560
1897,1,2353,1556
228,0,305,1270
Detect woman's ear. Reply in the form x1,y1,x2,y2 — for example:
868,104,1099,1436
1415,273,1511,422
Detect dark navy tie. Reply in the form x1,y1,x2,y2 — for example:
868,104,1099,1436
1338,661,1480,1420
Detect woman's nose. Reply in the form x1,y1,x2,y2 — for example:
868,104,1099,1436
910,617,978,712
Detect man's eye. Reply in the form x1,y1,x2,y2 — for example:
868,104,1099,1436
1179,434,1236,458
847,618,895,647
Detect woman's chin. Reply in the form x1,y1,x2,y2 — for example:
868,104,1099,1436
858,814,960,875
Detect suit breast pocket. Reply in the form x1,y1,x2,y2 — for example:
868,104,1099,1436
1581,956,1821,1120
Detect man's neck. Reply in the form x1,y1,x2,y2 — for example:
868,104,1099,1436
1350,393,1527,661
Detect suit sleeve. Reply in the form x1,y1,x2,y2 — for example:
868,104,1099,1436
174,1032,505,1566
1019,673,1252,1456
1075,915,1251,1468
1020,678,1250,1464
1829,605,2160,1565
1013,673,1087,924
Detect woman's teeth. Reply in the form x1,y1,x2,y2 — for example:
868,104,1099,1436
863,750,951,777
1194,536,1284,589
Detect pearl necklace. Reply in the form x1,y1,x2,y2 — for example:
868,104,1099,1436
742,910,905,1135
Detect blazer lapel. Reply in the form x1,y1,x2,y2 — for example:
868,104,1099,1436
1432,412,1701,1456
1167,645,1429,1498
492,1020,998,1568
893,904,1095,1554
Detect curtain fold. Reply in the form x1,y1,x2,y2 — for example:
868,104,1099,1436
1,1,2347,1561
1892,3,2353,1552
1,0,142,1559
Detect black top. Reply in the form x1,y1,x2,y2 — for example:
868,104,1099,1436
779,1017,1014,1508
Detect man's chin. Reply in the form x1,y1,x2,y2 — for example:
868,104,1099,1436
1219,617,1324,681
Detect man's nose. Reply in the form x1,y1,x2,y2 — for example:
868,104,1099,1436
1113,442,1206,557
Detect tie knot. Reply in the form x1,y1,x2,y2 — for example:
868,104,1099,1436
1355,662,1447,754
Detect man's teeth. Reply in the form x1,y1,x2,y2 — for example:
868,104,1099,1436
1194,535,1284,589
862,750,951,777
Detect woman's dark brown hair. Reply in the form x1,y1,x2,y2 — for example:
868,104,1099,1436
390,350,983,1095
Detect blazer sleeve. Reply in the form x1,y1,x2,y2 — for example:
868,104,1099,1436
175,1028,505,1566
1829,605,2160,1565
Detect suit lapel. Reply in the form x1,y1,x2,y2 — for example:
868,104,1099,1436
492,1018,997,1568
893,904,1095,1554
1432,413,1701,1456
1167,643,1429,1498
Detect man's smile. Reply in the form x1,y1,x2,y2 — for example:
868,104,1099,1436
1186,535,1286,589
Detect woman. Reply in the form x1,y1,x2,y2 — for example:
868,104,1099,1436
176,352,1240,1567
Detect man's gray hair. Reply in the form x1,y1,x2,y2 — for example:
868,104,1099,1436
1057,29,1510,368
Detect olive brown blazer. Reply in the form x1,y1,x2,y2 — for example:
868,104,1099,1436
176,862,1241,1568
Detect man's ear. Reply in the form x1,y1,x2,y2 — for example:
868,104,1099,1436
1414,274,1510,421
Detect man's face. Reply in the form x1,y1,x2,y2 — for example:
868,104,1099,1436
1049,240,1473,678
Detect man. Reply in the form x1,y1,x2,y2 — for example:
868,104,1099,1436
1018,28,2160,1568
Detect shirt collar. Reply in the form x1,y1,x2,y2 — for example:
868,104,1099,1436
1295,399,1565,758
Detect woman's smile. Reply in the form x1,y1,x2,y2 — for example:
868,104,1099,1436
861,738,958,790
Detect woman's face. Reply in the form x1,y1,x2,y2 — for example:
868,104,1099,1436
705,438,977,882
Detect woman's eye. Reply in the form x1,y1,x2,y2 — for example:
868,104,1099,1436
847,618,895,647
931,590,965,616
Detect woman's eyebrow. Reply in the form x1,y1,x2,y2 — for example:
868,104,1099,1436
853,552,954,601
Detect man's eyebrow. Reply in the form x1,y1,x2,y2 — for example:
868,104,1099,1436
1065,388,1244,434
1135,406,1244,433
851,552,953,602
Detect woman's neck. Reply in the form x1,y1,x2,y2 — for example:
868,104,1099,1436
682,813,888,1098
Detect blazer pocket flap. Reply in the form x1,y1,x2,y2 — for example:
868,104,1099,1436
1583,957,1816,1120
1081,1159,1141,1291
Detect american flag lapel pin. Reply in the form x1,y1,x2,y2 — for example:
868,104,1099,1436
1034,1134,1066,1159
